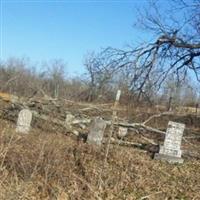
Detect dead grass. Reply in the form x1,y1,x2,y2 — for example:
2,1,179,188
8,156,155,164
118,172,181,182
0,119,200,200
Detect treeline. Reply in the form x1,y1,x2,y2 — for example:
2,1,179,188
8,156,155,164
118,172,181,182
0,58,87,101
0,57,199,107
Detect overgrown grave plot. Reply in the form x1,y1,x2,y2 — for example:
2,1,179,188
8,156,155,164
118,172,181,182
0,119,200,200
0,93,200,199
0,92,200,162
0,96,91,136
117,114,200,161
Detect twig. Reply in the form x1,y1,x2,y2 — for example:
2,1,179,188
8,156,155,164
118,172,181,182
140,135,157,145
140,191,162,200
117,122,166,135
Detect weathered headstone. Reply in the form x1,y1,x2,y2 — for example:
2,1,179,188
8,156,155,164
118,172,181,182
87,117,107,146
117,127,128,138
154,121,185,163
16,109,32,134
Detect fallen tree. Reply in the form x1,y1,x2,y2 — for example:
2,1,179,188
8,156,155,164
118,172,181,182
0,92,200,160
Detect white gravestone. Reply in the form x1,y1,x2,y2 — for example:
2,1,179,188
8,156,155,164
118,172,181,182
154,121,185,163
16,109,32,134
87,117,107,146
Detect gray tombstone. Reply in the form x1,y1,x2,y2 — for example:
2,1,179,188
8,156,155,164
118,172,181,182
154,121,185,163
87,117,107,146
16,109,32,134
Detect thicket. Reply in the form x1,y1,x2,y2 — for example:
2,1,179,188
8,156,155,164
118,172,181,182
0,57,199,107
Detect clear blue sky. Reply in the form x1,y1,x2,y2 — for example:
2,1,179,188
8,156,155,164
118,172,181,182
1,0,152,75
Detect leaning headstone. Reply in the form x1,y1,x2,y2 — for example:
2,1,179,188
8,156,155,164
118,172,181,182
87,117,107,146
117,127,128,138
154,121,185,163
16,109,32,134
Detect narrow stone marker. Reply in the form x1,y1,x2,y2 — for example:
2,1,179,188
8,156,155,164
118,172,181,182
154,121,185,164
87,117,107,146
16,109,32,134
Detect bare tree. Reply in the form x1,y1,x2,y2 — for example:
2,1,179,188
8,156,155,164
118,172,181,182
42,59,67,98
133,0,200,89
84,52,121,101
89,0,200,101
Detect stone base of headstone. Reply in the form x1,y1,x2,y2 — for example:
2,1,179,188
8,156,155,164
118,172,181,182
16,126,30,134
154,153,184,164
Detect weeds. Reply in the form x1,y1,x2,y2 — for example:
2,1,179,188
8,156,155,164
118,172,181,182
0,119,200,199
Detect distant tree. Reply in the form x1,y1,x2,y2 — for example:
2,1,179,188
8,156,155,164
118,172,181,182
160,75,198,108
84,52,119,101
43,59,67,98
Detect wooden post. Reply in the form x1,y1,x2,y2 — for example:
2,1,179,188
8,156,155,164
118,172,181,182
196,103,199,116
167,96,172,111
103,90,121,160
98,90,121,189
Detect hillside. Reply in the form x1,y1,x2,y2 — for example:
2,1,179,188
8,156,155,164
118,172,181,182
0,96,200,200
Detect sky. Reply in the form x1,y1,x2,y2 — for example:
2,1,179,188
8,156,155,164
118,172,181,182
0,0,153,75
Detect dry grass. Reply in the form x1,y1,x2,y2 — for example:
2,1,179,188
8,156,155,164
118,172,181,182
0,119,200,200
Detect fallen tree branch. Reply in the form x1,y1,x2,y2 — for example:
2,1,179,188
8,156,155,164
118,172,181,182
182,150,200,159
142,111,173,125
140,135,157,145
108,137,144,148
116,122,166,135
32,111,89,136
104,138,200,160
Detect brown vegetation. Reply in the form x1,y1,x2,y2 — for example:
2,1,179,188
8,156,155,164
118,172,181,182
1,1,200,199
0,95,200,199
0,118,200,200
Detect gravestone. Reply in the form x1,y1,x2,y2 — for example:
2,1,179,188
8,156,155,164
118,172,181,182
117,127,128,138
16,109,32,134
87,117,107,146
154,121,185,163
